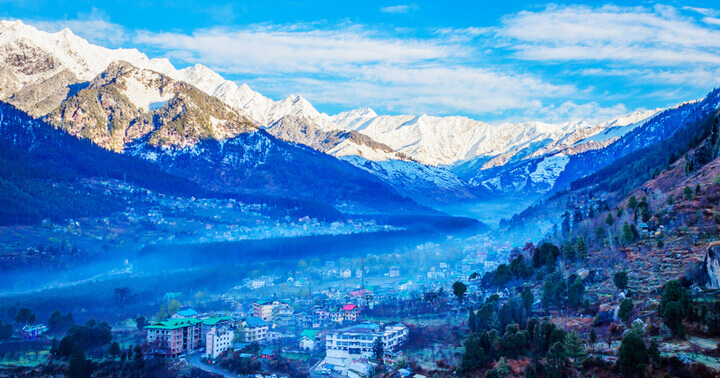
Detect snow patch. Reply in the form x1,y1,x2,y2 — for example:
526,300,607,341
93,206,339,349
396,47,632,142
123,78,173,112
529,154,569,184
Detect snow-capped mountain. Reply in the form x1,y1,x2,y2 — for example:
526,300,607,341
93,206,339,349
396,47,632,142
0,20,173,102
341,156,482,206
331,108,662,167
0,19,711,212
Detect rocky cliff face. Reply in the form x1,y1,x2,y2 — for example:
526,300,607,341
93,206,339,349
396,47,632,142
45,61,256,152
706,242,720,289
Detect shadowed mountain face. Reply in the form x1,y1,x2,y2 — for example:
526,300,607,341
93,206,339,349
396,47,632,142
37,62,433,214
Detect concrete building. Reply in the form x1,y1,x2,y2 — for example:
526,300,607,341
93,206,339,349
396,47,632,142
325,322,408,359
300,329,320,351
206,326,234,359
171,308,198,319
389,266,400,277
253,300,285,322
271,302,294,325
201,317,232,344
239,317,270,343
21,324,47,340
145,318,202,357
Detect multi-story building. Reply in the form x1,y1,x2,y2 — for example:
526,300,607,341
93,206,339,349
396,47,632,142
389,266,400,277
201,317,233,344
312,308,329,328
239,317,269,343
271,302,294,325
253,300,285,322
330,304,360,324
206,326,234,359
325,322,408,359
145,318,202,357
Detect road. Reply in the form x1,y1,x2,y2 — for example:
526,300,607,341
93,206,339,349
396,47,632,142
188,352,239,378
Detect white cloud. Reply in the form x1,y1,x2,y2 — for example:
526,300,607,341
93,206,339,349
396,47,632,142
497,4,720,66
28,8,128,47
380,4,418,14
682,6,719,17
134,24,458,75
534,101,629,125
133,23,594,121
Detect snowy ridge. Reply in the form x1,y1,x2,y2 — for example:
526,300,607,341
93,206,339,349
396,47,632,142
0,20,174,98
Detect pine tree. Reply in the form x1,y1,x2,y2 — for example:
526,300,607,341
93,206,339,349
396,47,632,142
605,213,614,226
460,333,486,374
373,337,384,361
468,308,477,333
495,357,510,377
108,341,120,359
562,331,587,370
522,287,534,314
589,328,597,352
575,237,587,259
614,271,629,290
68,344,89,378
619,299,634,323
489,311,501,332
684,186,693,200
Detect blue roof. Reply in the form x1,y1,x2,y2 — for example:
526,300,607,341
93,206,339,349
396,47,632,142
176,309,198,317
243,317,269,327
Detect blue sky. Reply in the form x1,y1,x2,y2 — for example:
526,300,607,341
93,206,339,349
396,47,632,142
2,1,720,124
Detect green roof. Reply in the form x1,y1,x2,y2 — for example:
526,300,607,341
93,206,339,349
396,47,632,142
145,318,201,330
202,317,232,326
300,330,318,339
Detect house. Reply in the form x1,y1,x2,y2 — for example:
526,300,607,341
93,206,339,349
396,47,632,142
312,308,330,328
340,304,360,322
271,302,294,325
340,269,352,278
201,317,232,344
299,329,320,351
239,317,269,343
325,322,409,359
389,266,400,277
347,288,374,308
253,300,285,322
300,336,316,351
206,326,234,359
145,318,202,357
21,324,47,340
260,348,276,359
171,308,198,319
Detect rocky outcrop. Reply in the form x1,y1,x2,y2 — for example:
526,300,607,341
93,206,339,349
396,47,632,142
7,69,82,117
705,241,720,289
45,61,256,152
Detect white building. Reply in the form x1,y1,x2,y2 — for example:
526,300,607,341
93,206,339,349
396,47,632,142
206,326,234,359
239,317,270,343
389,266,400,277
325,322,408,359
253,300,285,322
300,336,316,351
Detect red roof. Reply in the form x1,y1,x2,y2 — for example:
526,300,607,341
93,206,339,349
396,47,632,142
342,304,358,311
349,289,373,296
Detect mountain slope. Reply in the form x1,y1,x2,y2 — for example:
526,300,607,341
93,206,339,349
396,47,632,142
41,62,432,214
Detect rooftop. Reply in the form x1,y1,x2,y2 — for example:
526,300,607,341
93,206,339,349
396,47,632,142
243,317,269,328
300,329,319,339
175,309,198,317
202,316,232,326
145,318,201,330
